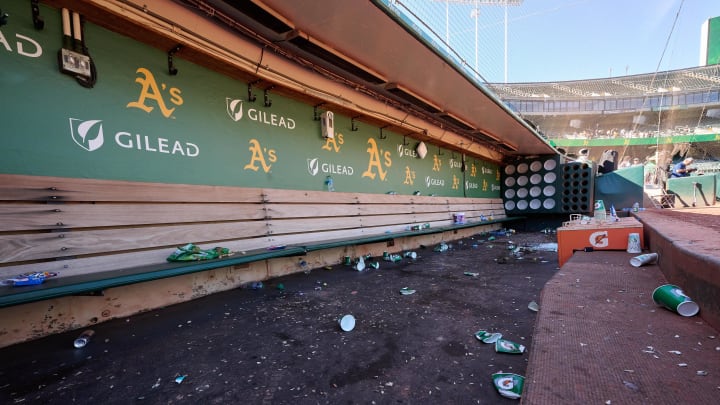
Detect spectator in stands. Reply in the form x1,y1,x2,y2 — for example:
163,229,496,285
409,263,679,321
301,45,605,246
670,157,696,178
618,156,632,168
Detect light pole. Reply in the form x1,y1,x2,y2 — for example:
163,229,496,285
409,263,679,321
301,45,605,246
435,0,523,83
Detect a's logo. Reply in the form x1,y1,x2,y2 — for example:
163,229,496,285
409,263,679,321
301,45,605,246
226,98,243,121
307,158,320,176
126,68,183,119
70,118,104,151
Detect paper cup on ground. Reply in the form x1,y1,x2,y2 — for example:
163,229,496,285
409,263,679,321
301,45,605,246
492,372,524,399
475,330,502,344
630,253,658,267
652,284,699,317
339,314,356,331
626,233,641,253
495,338,525,354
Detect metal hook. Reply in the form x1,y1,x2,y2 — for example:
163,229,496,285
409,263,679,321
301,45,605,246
378,126,388,140
167,45,182,76
351,117,359,131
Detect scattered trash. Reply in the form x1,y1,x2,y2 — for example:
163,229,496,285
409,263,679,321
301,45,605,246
668,350,682,355
166,243,231,262
152,378,161,389
475,330,502,344
355,256,366,271
622,380,639,392
697,370,708,376
404,251,418,260
339,314,355,332
678,363,688,367
1,271,58,286
175,375,187,384
73,329,95,348
492,372,524,399
464,272,479,277
495,339,525,354
434,242,449,252
276,283,285,291
652,284,699,317
251,281,263,290
630,253,659,267
527,301,539,312
400,287,416,295
626,233,641,253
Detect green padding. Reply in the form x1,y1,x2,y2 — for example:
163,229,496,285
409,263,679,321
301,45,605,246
667,175,717,207
301,234,396,252
594,165,644,210
0,246,306,308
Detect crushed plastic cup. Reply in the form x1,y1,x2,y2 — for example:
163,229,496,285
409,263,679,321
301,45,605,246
475,330,502,344
399,287,416,295
492,372,524,399
630,253,658,267
355,256,366,271
339,314,356,332
404,251,417,260
73,329,95,348
528,301,539,312
495,338,525,354
652,284,700,317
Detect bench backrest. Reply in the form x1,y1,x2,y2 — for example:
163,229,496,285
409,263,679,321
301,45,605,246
0,174,506,279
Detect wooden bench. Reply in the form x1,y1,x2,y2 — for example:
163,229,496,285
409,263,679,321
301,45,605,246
0,174,521,307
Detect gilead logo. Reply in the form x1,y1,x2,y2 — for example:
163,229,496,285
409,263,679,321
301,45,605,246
69,118,199,157
70,118,104,151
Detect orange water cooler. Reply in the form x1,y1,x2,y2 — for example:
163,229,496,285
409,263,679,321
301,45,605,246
557,216,644,267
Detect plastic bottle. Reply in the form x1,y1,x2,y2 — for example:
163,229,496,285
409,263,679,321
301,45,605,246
73,329,95,348
632,202,640,212
325,175,335,192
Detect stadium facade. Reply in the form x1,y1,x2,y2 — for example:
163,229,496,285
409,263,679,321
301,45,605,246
487,64,720,174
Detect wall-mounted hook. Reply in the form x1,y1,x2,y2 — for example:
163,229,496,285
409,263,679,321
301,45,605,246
167,44,182,76
378,126,389,140
351,116,360,131
31,0,44,29
403,134,412,145
248,80,260,102
264,85,274,107
437,146,444,156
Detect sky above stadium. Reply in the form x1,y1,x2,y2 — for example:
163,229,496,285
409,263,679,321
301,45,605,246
404,0,718,83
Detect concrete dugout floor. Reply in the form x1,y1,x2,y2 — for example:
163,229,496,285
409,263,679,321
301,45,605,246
0,231,557,404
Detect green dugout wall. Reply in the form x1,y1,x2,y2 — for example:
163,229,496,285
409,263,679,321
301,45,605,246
0,2,500,198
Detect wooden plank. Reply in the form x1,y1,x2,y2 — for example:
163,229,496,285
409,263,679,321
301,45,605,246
262,188,359,204
265,203,362,219
357,204,417,216
0,203,266,232
0,237,277,279
0,221,270,264
0,174,265,203
267,217,364,234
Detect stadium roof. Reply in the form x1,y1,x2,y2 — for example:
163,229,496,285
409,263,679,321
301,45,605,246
487,64,720,99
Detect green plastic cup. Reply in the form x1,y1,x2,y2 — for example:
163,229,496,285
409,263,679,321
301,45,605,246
652,284,699,317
